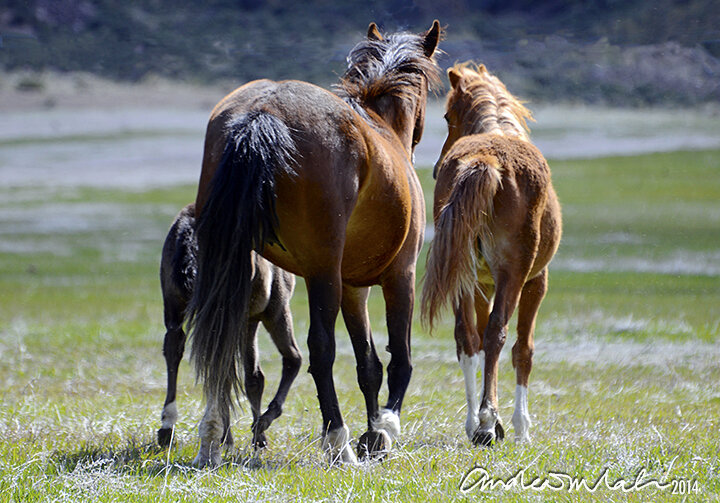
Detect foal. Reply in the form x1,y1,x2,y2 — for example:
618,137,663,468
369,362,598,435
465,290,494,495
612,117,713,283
158,203,301,453
422,63,561,446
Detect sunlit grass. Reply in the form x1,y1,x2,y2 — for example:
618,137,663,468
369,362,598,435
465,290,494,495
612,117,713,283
1,149,719,501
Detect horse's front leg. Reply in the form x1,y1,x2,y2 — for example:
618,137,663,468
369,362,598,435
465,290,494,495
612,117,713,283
340,285,388,459
306,274,357,465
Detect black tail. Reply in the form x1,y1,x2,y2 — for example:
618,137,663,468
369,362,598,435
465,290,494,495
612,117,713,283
187,111,296,410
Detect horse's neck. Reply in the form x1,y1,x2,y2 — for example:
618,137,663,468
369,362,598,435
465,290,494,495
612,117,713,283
469,114,528,142
468,97,529,141
367,101,415,157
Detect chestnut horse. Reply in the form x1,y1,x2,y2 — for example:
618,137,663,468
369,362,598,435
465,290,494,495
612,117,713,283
422,63,561,446
189,21,441,466
157,203,301,452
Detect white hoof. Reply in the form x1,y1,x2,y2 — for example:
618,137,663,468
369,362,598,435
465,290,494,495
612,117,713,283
322,424,358,466
371,408,401,441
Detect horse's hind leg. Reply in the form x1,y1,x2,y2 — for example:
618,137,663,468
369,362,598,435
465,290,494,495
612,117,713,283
377,270,417,444
341,285,386,459
242,319,265,448
475,267,528,447
456,284,493,443
511,268,547,443
253,300,301,448
158,296,187,447
193,380,232,467
305,272,358,464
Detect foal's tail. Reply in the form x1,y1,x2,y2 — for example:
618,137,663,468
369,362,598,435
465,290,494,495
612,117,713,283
421,158,502,330
187,111,296,409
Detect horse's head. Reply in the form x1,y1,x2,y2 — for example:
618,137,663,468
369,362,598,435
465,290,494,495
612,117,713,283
339,20,442,161
434,62,533,178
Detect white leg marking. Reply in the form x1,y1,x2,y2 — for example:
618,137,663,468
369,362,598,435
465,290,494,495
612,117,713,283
511,385,531,443
193,404,224,468
321,424,358,466
161,401,178,429
371,408,401,441
459,352,484,441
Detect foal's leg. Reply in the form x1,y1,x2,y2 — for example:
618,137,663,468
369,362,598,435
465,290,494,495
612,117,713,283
455,284,493,443
253,301,302,448
475,268,528,446
193,379,232,467
341,285,387,459
158,295,187,447
243,319,266,448
306,272,357,464
511,268,547,443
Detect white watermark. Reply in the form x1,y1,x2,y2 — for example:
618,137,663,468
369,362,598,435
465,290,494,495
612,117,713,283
460,465,700,495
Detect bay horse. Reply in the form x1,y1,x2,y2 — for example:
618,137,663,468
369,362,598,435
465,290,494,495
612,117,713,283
188,21,441,466
157,203,301,453
421,63,561,446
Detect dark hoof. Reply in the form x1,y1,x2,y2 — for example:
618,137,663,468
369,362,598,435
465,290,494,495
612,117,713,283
472,429,495,447
158,427,173,447
252,432,268,450
357,430,391,460
472,422,504,447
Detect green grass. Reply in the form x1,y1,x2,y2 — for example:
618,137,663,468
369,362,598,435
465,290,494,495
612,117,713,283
1,150,719,501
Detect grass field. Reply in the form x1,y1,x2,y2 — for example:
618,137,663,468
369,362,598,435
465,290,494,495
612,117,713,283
1,139,719,501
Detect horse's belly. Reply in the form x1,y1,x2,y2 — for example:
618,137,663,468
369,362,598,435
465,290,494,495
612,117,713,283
259,243,302,278
340,204,411,285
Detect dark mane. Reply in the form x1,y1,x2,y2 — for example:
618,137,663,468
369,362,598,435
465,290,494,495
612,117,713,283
336,32,442,106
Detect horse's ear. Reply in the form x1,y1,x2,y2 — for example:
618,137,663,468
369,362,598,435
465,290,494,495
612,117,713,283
367,22,383,41
448,68,463,89
422,19,441,57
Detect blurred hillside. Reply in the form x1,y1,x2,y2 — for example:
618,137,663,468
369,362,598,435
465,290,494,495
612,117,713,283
2,0,719,105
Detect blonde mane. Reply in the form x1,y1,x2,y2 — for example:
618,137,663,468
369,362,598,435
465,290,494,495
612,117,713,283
447,62,533,141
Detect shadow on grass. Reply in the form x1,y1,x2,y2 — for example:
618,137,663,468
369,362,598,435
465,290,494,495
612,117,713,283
50,434,307,477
